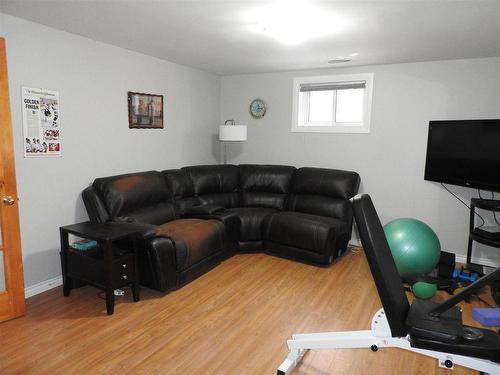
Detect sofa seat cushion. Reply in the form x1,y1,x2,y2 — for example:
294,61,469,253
227,207,277,241
263,211,349,254
182,209,241,242
154,219,226,270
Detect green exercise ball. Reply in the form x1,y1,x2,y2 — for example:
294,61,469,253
383,218,441,278
412,281,438,299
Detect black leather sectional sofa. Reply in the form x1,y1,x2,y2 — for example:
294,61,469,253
83,165,360,292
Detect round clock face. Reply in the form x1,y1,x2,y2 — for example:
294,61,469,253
250,99,266,119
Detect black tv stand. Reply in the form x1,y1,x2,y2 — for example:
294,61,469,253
467,198,500,271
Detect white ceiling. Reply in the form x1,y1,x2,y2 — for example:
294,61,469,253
1,0,500,75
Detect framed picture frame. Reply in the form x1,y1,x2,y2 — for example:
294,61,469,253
127,91,164,129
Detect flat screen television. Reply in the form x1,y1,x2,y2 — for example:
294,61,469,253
424,119,500,192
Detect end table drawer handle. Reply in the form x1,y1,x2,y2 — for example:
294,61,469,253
123,275,128,280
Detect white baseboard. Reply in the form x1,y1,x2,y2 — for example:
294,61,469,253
349,239,499,268
21,251,497,300
25,275,62,298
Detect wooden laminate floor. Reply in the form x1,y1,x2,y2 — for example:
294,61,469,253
0,249,492,375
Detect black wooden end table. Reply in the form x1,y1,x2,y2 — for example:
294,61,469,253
59,222,143,315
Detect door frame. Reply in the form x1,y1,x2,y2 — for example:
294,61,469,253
0,37,25,322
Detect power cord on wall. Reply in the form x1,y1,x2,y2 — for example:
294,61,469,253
441,183,485,228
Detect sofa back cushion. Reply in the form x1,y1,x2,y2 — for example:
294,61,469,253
288,167,360,220
92,171,176,225
162,169,200,213
239,164,296,209
182,165,240,208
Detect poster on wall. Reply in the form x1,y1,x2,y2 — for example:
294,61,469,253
22,86,61,157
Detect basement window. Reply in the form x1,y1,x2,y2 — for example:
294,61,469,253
292,73,374,133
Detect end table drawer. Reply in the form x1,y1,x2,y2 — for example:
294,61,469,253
66,249,134,288
112,257,134,286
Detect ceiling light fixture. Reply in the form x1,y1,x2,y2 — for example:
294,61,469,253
328,58,351,64
247,1,349,46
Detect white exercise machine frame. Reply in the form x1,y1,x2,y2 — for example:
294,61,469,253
277,308,500,375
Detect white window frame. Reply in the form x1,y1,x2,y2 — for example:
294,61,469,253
291,72,374,133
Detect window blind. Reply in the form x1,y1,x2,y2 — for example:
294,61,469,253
300,81,366,92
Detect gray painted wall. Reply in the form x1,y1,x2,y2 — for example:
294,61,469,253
0,13,220,288
2,11,500,290
220,58,500,265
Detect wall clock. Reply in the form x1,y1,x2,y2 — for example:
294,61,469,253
249,99,267,119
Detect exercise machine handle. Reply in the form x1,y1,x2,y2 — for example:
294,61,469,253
429,267,500,317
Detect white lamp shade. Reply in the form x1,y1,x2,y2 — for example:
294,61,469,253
219,125,247,141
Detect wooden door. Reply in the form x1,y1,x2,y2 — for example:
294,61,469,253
0,37,25,322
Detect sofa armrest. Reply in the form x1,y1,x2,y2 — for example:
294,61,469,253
82,186,110,223
141,236,178,292
101,223,178,292
102,221,158,240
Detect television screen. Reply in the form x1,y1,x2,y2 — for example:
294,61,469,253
424,119,500,192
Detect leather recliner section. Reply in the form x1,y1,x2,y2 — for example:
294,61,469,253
163,169,241,243
264,167,360,263
229,164,296,248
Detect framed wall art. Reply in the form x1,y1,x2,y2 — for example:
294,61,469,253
127,91,164,129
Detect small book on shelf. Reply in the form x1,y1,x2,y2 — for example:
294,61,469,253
71,239,98,251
